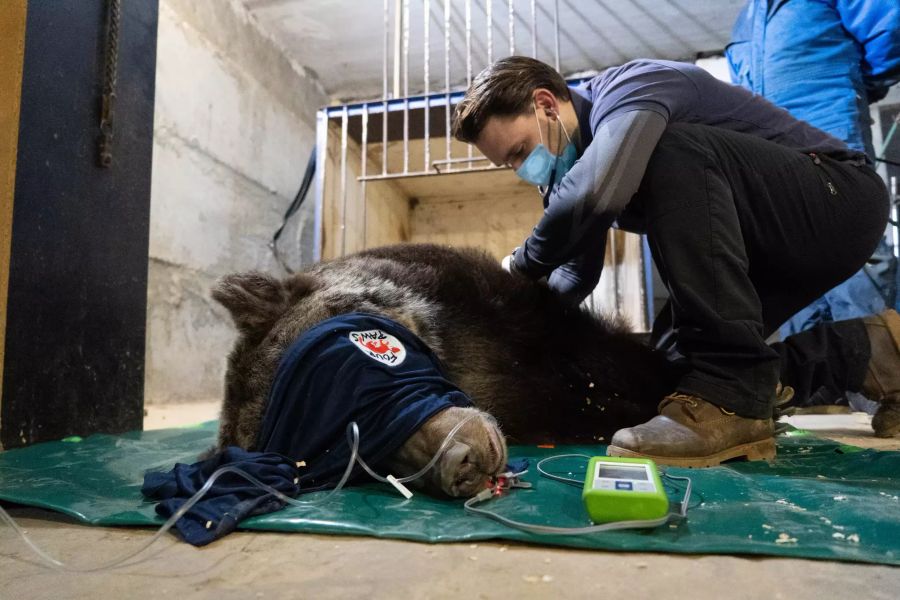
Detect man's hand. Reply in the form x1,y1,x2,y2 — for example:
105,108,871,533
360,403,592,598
501,248,522,275
502,249,551,290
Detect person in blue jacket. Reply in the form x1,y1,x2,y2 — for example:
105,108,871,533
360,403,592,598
453,56,896,466
727,0,900,344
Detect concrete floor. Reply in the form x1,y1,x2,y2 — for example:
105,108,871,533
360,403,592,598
1,409,898,599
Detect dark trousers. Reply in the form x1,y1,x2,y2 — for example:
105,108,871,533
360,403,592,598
625,123,889,419
773,318,871,408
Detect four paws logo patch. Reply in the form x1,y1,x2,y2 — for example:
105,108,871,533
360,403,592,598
349,330,407,366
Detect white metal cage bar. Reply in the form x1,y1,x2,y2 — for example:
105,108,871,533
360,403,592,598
312,0,653,328
444,0,452,171
465,0,474,168
352,0,566,182
339,105,349,256
423,0,431,172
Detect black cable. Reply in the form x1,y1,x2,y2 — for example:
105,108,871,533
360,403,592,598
270,147,317,274
875,157,900,168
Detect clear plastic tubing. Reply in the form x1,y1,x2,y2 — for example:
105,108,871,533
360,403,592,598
0,415,477,573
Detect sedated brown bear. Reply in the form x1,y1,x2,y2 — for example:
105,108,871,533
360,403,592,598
212,243,675,497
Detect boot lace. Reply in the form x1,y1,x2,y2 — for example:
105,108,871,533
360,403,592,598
659,393,703,420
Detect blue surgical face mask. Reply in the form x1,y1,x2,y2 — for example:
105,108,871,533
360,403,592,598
553,139,578,186
515,104,577,187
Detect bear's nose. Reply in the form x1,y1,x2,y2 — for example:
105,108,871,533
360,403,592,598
439,441,472,495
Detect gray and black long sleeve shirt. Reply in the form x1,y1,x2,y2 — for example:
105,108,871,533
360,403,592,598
512,59,865,305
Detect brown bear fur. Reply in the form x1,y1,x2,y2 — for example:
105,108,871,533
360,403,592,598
212,243,675,452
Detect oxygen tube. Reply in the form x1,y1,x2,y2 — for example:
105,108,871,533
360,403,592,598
463,454,692,535
2,420,692,571
0,414,479,573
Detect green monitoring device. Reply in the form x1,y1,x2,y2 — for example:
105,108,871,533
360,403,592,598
581,456,669,523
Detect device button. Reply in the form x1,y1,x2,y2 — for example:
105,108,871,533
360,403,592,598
595,479,615,490
615,481,633,491
634,482,655,492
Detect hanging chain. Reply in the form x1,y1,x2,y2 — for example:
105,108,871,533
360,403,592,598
98,0,121,168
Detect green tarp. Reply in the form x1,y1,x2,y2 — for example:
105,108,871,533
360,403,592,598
0,421,898,565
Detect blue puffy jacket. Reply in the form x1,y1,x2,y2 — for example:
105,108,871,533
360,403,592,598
726,0,900,159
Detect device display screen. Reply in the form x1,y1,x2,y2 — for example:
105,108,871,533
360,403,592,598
596,463,649,481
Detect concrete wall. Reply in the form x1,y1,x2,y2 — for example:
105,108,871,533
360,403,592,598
146,0,327,404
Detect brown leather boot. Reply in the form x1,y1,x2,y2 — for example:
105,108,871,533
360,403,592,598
607,393,776,468
861,309,900,438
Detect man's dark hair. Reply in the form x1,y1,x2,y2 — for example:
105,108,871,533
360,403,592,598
452,56,571,143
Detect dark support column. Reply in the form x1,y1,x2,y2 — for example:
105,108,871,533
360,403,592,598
1,0,159,448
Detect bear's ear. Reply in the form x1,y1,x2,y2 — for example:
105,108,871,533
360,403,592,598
212,272,292,335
